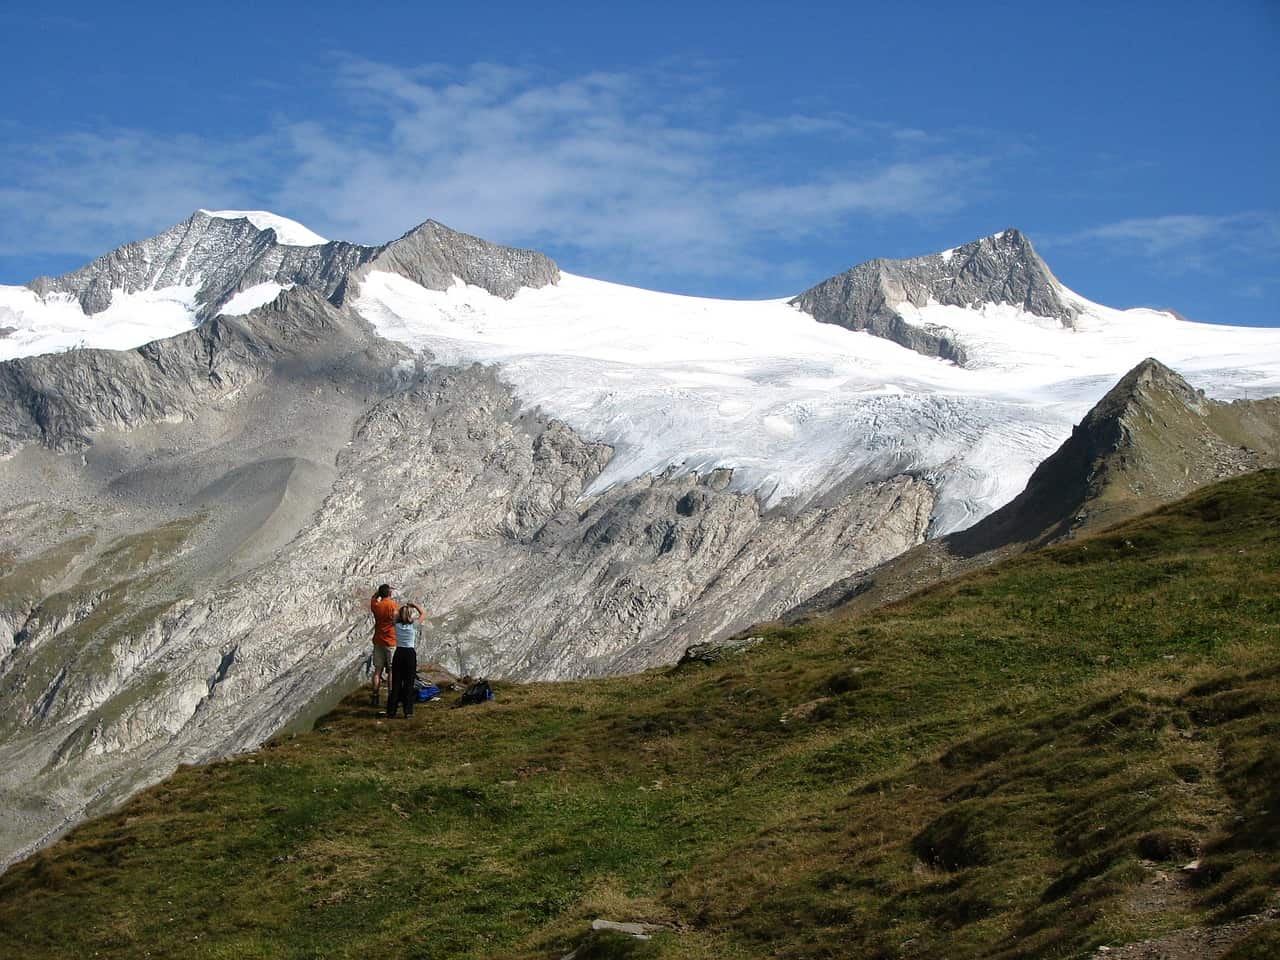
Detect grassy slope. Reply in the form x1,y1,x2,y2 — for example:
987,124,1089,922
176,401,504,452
1,471,1278,959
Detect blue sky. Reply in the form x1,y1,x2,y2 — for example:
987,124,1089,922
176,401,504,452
1,0,1277,324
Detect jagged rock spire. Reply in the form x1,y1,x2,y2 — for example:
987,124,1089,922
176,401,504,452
26,211,562,321
790,229,1077,365
343,219,560,303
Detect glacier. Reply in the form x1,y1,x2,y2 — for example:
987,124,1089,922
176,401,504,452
351,268,1280,534
3,212,1279,535
197,209,328,246
0,281,202,361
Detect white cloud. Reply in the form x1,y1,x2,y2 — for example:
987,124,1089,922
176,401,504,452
0,130,269,259
0,61,991,284
1060,212,1280,269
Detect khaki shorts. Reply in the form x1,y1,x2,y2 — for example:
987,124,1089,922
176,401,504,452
372,643,395,671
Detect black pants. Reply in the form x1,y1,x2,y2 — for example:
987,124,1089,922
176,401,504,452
387,646,418,717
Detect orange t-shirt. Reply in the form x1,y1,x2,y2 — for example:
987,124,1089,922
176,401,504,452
370,596,398,647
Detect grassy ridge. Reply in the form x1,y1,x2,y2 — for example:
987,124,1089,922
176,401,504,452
1,471,1278,959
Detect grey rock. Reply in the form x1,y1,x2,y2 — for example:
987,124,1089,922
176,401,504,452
678,635,764,666
26,210,559,323
590,919,663,938
791,228,1077,364
346,219,559,301
0,286,931,868
29,210,378,320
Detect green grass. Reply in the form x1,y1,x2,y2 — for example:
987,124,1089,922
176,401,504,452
1,470,1278,959
0,514,205,739
93,515,202,584
0,532,96,601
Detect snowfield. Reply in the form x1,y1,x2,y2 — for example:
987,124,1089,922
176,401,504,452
3,212,1278,535
220,282,294,316
0,282,202,361
198,210,327,247
352,270,1280,534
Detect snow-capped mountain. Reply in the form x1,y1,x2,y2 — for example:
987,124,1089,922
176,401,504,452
350,228,1280,534
1,211,1278,869
0,211,559,363
0,210,367,358
197,209,330,247
4,215,1279,535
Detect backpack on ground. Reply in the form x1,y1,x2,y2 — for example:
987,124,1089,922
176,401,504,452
456,679,494,707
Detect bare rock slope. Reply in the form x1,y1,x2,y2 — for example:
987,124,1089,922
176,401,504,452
25,210,556,323
0,224,930,867
792,357,1280,619
790,228,1076,364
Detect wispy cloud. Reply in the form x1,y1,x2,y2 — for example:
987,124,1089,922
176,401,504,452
1057,211,1280,271
0,130,270,259
0,60,994,284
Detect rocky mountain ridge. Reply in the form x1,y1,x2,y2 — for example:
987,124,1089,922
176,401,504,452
790,228,1077,364
791,358,1280,619
1,212,1277,871
23,210,558,325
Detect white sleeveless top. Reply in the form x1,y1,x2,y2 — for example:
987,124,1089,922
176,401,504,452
393,622,417,648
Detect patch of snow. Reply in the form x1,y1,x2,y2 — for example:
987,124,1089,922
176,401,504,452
895,288,1280,401
939,247,955,264
352,272,1084,533
352,270,1280,533
199,210,327,247
0,283,202,362
219,282,293,316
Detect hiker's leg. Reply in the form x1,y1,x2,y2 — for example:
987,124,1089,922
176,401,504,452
387,648,403,717
371,646,384,704
385,654,395,716
403,648,417,716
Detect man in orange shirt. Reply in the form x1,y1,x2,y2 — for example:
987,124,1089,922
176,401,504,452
369,583,398,707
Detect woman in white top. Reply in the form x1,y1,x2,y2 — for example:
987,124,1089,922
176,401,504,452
387,601,425,719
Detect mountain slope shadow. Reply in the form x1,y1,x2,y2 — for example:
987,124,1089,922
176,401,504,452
790,358,1280,620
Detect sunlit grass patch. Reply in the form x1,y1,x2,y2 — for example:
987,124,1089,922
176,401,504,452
1,470,1277,959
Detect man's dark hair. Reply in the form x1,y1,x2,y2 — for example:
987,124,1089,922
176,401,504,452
376,583,392,599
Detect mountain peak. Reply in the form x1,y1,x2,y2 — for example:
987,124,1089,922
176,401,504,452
24,211,373,322
952,357,1236,551
791,227,1075,364
350,217,560,301
196,209,328,247
1083,357,1206,429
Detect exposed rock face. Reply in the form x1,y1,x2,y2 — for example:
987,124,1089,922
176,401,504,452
25,210,559,322
346,219,560,301
0,288,931,868
791,358,1280,619
791,229,1077,364
29,211,378,319
0,288,380,451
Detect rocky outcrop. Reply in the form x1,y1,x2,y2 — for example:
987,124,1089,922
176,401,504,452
29,210,379,319
791,228,1077,364
345,219,559,301
25,210,560,323
791,358,1280,619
